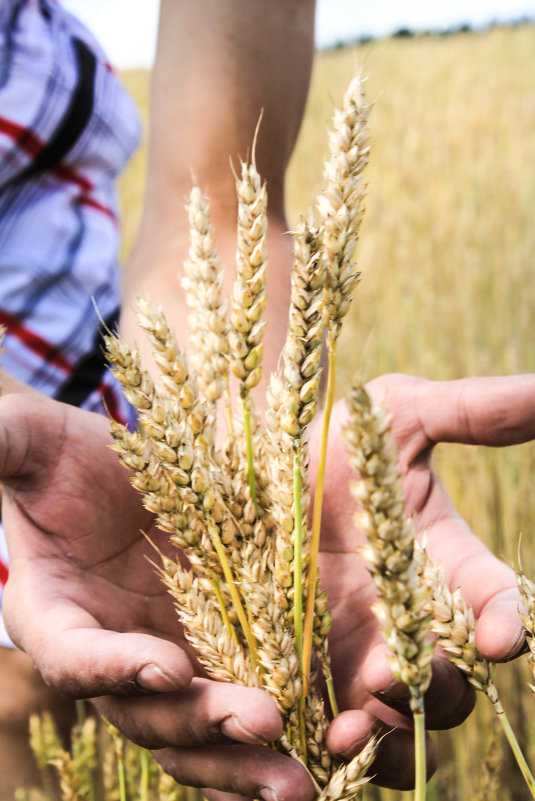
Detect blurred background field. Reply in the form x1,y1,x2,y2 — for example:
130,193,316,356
118,24,535,800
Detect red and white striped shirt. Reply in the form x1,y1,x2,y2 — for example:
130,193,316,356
0,0,141,645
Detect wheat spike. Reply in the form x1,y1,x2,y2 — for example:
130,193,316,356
280,216,326,437
159,557,258,686
423,556,493,694
318,74,370,345
183,185,229,404
516,568,535,690
474,735,506,801
344,383,434,710
229,158,267,397
317,737,377,801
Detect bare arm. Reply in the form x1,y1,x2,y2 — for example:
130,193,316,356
121,0,316,385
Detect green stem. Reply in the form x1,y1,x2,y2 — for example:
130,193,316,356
140,748,150,801
75,699,86,728
322,655,339,717
115,736,127,801
293,445,304,662
208,518,260,672
302,343,337,695
243,397,259,516
211,578,240,646
75,701,96,801
492,696,535,799
293,444,307,759
412,694,426,801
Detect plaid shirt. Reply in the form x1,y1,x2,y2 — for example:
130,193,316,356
0,0,141,644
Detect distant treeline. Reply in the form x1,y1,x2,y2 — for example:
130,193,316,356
323,16,535,50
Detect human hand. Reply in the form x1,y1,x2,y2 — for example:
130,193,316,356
3,375,533,799
0,393,316,801
310,373,535,789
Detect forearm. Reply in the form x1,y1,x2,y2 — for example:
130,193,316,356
121,0,316,387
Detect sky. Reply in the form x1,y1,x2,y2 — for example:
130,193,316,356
62,0,535,70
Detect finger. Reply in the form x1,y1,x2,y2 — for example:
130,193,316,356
424,511,524,662
4,582,193,696
361,642,475,729
154,743,316,801
40,629,193,697
417,374,535,448
326,710,437,790
475,586,527,663
95,677,282,749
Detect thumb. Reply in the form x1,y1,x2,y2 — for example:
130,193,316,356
4,578,193,698
415,374,535,448
474,586,527,664
38,629,195,697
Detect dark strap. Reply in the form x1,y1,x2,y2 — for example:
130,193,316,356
56,311,118,408
5,36,96,188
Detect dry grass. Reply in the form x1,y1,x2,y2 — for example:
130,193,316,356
117,24,535,800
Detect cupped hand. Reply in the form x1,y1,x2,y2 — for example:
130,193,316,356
312,373,535,789
0,393,315,801
2,374,533,799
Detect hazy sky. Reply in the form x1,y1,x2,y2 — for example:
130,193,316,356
62,0,535,69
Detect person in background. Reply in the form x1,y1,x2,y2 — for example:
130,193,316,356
0,1,531,799
0,0,139,792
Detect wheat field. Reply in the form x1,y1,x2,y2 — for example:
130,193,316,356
118,24,535,801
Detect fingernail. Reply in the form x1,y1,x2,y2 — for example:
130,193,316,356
375,680,408,700
220,714,266,744
136,664,182,692
502,630,531,662
374,689,412,715
258,787,280,801
336,735,369,760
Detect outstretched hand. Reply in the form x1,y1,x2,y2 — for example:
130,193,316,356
0,395,310,801
0,374,533,798
315,373,534,788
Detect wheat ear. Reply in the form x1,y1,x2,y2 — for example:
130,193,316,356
182,185,229,405
317,737,377,801
516,567,535,690
344,383,433,801
305,75,370,697
105,329,260,672
264,216,328,746
425,554,535,799
474,735,505,801
229,157,267,513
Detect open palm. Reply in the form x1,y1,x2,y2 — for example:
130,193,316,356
313,373,533,787
1,374,533,798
